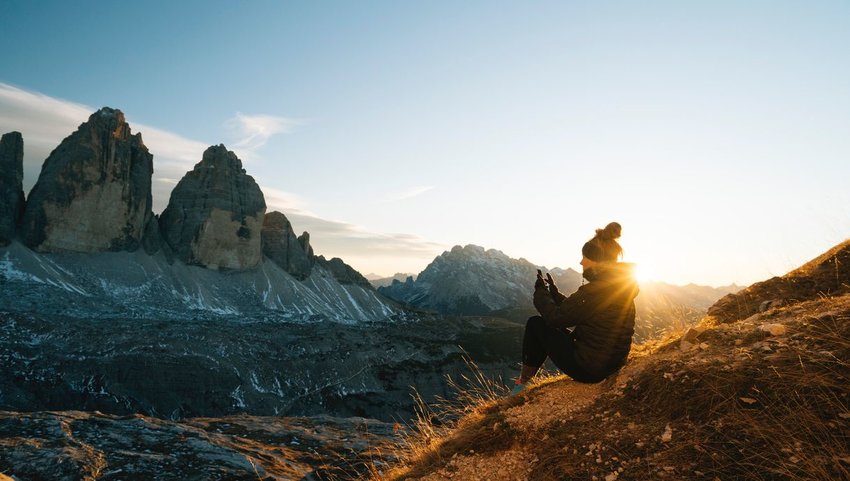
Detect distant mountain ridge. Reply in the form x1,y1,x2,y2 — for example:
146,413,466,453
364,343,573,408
379,244,743,340
379,244,583,315
0,108,391,322
367,272,417,288
633,281,742,339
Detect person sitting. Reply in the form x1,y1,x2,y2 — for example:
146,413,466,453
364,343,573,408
513,222,639,394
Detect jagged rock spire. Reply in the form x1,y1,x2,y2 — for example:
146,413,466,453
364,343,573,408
19,108,154,252
0,131,25,246
159,144,266,270
262,211,313,279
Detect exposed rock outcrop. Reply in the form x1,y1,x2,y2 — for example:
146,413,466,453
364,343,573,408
261,211,313,279
262,212,373,286
315,255,373,287
297,231,314,258
0,132,25,246
159,145,266,270
19,108,154,252
141,213,163,255
0,411,398,481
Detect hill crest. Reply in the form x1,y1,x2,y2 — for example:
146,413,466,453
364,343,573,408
368,240,850,481
709,238,850,323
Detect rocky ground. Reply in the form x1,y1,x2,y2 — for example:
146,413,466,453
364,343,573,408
0,311,524,480
0,312,523,422
0,410,397,480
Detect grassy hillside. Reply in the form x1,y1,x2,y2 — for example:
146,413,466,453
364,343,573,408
363,243,850,481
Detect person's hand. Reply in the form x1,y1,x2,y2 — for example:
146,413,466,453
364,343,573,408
535,269,546,289
546,273,560,295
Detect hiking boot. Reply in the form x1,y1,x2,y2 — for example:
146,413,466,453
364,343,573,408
510,383,526,396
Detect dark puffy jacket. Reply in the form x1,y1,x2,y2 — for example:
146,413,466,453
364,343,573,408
533,262,639,379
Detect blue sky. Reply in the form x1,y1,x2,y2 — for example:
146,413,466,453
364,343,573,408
2,1,849,285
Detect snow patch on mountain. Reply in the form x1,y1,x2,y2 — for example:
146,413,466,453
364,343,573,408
0,242,398,323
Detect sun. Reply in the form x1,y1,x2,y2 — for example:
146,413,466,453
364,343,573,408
633,262,656,283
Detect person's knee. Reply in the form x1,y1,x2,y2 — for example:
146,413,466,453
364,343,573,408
526,315,553,338
526,315,544,329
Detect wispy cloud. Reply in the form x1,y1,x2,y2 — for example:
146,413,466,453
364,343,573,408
0,82,209,213
261,185,315,217
227,112,299,154
383,185,434,202
283,211,448,274
261,184,447,268
0,83,445,275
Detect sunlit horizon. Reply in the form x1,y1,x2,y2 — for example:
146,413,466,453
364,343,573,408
2,1,849,288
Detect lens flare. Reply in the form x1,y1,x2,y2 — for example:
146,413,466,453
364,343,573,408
633,262,655,282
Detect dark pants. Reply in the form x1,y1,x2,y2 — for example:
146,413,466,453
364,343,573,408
522,316,599,383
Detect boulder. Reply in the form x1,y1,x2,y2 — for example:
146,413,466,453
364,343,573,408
261,211,313,280
19,108,154,252
159,144,265,270
0,131,25,246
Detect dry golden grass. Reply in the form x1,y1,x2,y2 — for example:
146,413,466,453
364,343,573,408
361,355,518,481
361,294,850,481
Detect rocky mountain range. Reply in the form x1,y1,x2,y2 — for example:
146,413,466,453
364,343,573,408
379,244,742,340
0,108,527,479
0,106,753,480
0,108,392,322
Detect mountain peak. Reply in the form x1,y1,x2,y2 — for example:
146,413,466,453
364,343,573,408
94,105,123,119
19,107,153,253
380,244,582,316
192,144,246,173
159,145,266,270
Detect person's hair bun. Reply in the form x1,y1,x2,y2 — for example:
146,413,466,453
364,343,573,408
595,222,622,241
585,222,623,262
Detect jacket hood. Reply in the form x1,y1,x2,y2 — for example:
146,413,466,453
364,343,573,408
584,262,640,298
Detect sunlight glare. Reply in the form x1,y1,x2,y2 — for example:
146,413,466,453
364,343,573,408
633,262,655,283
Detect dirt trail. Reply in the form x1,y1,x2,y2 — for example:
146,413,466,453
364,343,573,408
410,358,652,481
